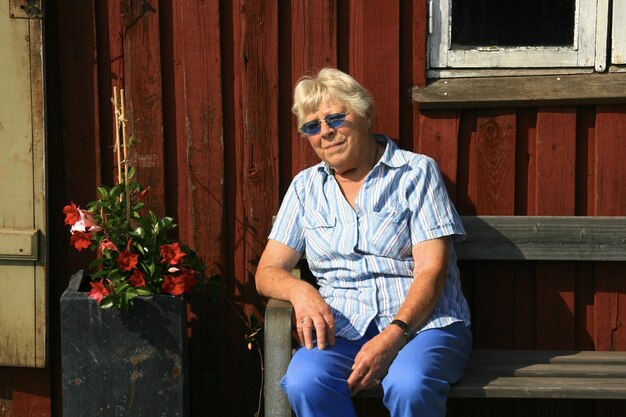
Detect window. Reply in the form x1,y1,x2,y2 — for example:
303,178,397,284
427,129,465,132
428,0,624,77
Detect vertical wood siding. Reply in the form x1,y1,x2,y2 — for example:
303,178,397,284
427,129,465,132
23,1,623,416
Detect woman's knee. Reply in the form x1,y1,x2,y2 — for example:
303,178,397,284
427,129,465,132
281,351,351,401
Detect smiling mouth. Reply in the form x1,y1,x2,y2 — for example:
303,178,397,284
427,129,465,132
324,141,345,150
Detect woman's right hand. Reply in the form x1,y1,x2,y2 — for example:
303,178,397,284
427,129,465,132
292,286,335,350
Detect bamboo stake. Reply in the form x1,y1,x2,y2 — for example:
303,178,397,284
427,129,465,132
120,89,131,224
113,87,123,185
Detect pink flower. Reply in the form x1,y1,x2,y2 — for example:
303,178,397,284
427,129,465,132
88,279,110,304
70,231,93,251
160,243,185,265
98,238,118,256
129,270,146,288
116,250,139,271
70,208,100,234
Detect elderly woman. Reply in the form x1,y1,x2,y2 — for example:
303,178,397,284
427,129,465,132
255,68,472,417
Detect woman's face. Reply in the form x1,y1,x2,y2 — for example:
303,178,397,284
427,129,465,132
302,101,370,175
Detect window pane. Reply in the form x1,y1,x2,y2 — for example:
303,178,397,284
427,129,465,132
451,0,575,48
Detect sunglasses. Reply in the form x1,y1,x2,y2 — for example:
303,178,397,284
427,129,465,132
298,112,351,135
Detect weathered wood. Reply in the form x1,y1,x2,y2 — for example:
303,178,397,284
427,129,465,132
414,110,460,201
534,108,577,356
449,376,626,399
264,298,294,417
350,2,400,139
412,73,626,109
290,0,336,176
121,0,166,216
458,216,626,261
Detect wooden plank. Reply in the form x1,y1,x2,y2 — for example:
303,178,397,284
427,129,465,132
232,2,280,414
264,299,294,417
169,1,226,415
473,111,516,356
414,110,460,201
290,0,336,175
465,364,626,378
475,111,516,214
594,105,626,353
411,0,428,88
534,108,576,358
454,109,477,214
121,0,166,216
449,376,626,399
170,0,224,275
412,73,626,109
458,216,626,261
467,349,626,364
349,1,400,139
534,108,576,216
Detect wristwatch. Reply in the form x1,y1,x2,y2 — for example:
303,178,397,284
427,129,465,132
389,319,414,344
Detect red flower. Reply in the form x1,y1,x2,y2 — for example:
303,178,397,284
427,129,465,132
139,186,151,200
161,270,197,295
63,202,81,225
116,250,139,271
88,279,110,304
129,270,146,288
70,231,93,251
161,275,186,296
160,243,185,265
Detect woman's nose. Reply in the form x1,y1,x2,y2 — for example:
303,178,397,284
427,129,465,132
319,119,335,137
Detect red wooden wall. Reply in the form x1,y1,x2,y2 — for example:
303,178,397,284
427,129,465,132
1,1,625,416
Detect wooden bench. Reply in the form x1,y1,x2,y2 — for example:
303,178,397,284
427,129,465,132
264,216,626,417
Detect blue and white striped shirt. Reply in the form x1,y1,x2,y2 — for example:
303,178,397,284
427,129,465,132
269,135,471,340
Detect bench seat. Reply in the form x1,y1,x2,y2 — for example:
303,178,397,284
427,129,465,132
451,350,626,399
263,216,626,417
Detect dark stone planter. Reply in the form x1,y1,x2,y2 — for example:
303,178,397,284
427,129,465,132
61,270,189,417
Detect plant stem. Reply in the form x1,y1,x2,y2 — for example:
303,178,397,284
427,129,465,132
113,87,123,186
120,89,131,224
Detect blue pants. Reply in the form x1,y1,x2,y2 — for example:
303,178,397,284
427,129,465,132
280,321,472,417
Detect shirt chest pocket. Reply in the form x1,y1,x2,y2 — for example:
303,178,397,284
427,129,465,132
303,210,336,262
303,210,356,261
367,206,412,258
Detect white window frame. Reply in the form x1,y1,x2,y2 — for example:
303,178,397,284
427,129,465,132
428,0,614,77
613,0,626,65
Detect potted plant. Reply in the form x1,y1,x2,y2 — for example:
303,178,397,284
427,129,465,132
60,88,208,417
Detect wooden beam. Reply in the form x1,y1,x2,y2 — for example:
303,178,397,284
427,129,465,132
412,73,626,109
458,215,626,261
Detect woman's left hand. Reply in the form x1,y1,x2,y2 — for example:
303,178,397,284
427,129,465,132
347,326,406,395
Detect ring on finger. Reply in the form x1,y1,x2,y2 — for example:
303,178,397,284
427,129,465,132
373,379,382,385
300,316,311,325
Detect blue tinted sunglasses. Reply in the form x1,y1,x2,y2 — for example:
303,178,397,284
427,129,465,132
298,112,351,135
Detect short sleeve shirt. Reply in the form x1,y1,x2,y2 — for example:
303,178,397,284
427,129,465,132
269,135,471,340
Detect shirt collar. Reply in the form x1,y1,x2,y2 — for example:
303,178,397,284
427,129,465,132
315,134,407,176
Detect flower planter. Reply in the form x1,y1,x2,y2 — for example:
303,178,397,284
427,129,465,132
60,270,189,417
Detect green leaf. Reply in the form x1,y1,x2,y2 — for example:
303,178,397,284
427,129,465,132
129,227,145,238
100,298,114,309
128,166,136,180
136,287,152,296
97,186,109,199
89,258,105,270
91,269,110,279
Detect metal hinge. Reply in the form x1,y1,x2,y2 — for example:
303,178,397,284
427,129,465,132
9,0,43,19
